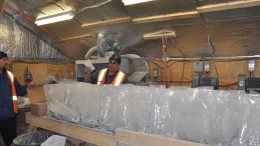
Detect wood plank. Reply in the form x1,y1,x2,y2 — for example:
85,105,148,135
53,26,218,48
133,11,199,24
116,128,211,146
0,0,7,16
25,112,116,146
26,113,209,146
197,0,260,13
131,0,260,24
60,34,95,42
82,17,132,28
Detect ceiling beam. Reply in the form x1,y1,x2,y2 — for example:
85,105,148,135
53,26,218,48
79,0,260,28
133,0,260,24
59,34,95,42
0,0,8,16
132,11,199,24
81,17,132,28
197,0,260,13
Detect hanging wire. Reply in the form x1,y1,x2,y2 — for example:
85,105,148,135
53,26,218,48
76,0,112,14
162,32,169,88
169,37,186,86
207,34,219,79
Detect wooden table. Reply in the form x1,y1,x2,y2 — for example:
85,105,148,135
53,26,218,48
26,112,210,146
25,112,116,146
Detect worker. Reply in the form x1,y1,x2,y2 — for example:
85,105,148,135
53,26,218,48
0,51,34,146
84,53,128,85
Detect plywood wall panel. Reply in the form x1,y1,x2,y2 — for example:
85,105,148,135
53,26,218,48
46,64,75,80
149,59,260,90
10,59,259,90
30,64,48,84
12,62,75,85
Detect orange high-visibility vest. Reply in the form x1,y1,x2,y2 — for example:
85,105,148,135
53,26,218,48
97,68,126,86
6,71,18,113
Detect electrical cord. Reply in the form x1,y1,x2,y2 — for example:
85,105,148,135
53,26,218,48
219,81,238,87
76,0,112,14
162,32,169,88
207,34,219,79
169,37,186,85
169,38,185,57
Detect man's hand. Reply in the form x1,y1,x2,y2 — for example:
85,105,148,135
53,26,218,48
26,82,36,87
84,67,91,82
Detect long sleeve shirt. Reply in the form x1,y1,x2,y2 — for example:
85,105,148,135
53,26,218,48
0,70,27,120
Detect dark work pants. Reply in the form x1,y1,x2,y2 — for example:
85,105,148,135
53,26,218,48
0,117,17,146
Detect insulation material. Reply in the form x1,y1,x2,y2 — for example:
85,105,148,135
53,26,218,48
44,83,260,146
0,15,67,59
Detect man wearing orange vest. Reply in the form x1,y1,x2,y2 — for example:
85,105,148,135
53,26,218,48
0,51,32,146
84,53,128,85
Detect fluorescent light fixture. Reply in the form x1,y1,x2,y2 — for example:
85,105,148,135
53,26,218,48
143,30,176,40
35,11,75,26
122,0,154,5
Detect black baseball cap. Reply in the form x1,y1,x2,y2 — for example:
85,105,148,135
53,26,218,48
109,53,121,64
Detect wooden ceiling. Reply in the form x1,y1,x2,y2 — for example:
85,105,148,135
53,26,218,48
2,0,260,60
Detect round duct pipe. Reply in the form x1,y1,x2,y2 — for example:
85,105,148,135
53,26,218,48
85,46,141,60
85,46,97,60
121,54,141,59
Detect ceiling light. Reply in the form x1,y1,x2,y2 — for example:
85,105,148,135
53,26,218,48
35,11,75,26
122,0,154,6
143,30,176,40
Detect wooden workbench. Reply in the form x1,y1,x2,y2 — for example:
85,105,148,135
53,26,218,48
25,112,116,146
25,113,210,146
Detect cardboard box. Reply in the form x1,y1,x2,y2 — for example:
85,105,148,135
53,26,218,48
27,86,46,103
27,86,47,117
31,102,47,116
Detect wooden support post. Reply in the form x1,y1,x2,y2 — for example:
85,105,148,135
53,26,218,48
0,0,8,16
